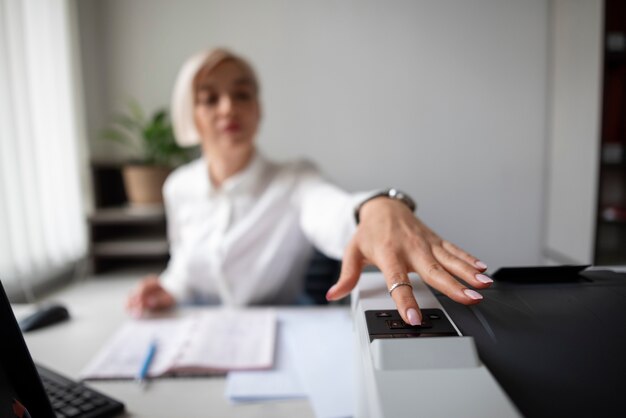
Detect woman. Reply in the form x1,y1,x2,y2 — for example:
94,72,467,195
127,48,492,326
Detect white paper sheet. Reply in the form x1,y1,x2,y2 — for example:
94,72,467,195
282,310,355,418
225,321,306,402
225,309,355,418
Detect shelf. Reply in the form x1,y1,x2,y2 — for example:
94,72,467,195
92,238,169,258
89,163,170,274
601,143,624,165
599,220,626,227
600,206,626,222
89,206,165,225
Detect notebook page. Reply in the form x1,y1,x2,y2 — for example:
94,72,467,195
173,309,276,372
80,317,194,379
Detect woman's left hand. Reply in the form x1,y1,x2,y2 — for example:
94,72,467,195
325,198,492,326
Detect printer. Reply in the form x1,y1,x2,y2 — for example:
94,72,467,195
352,272,520,418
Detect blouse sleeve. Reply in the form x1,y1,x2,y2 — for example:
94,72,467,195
293,161,378,260
158,172,191,302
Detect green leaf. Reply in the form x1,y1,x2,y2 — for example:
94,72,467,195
100,100,192,167
100,127,131,143
127,100,146,125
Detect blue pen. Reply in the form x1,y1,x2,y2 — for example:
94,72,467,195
137,340,158,387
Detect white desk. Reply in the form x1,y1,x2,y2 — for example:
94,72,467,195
12,274,317,418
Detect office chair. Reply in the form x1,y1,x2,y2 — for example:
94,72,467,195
302,249,341,305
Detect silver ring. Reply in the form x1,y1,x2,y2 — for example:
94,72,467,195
388,281,413,296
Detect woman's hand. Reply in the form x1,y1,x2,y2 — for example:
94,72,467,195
126,275,175,317
326,198,492,325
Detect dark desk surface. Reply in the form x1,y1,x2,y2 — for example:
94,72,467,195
437,269,626,418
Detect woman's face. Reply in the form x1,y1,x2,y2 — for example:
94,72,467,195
193,59,260,159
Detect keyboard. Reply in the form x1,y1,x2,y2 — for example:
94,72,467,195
36,364,125,418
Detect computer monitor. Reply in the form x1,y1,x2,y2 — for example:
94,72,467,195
0,280,56,417
0,280,126,418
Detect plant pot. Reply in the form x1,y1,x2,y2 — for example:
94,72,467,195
121,164,171,206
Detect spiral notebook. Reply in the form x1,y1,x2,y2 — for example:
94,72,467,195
80,309,276,380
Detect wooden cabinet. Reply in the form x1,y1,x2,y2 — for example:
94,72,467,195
89,163,169,273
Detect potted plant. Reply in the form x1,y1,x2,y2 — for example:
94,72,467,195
101,101,191,206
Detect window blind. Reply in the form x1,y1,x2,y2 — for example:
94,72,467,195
0,0,87,291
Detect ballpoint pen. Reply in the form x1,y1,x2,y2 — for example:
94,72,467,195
137,339,158,388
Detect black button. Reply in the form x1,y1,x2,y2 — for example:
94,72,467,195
70,398,83,406
386,319,408,329
59,406,81,418
79,402,96,412
52,401,65,409
93,398,107,406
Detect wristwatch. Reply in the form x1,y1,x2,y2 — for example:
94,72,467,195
354,188,417,224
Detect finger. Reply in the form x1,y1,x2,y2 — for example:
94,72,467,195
126,276,161,315
126,293,143,310
126,289,137,307
126,293,148,316
376,251,422,326
126,294,146,318
126,286,146,310
441,240,487,271
326,240,364,301
431,246,493,289
146,288,175,310
136,277,161,298
410,252,484,305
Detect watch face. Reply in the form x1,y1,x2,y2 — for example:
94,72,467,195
388,189,415,211
355,189,416,224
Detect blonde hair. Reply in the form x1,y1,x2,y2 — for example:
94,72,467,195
170,48,259,147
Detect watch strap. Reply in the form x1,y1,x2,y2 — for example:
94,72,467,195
354,188,416,224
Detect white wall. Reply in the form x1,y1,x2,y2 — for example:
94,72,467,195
77,0,551,269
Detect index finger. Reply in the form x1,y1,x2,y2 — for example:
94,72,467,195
376,251,422,326
136,277,161,295
410,253,484,305
126,276,160,315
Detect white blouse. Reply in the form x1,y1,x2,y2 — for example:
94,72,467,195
160,152,373,306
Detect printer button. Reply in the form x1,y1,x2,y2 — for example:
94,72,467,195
386,320,406,329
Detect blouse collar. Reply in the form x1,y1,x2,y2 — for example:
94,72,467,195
203,150,266,197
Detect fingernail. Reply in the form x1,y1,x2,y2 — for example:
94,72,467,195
406,308,421,326
325,284,338,301
475,260,487,270
463,289,483,300
475,274,493,284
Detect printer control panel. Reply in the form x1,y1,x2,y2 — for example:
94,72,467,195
365,309,459,342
